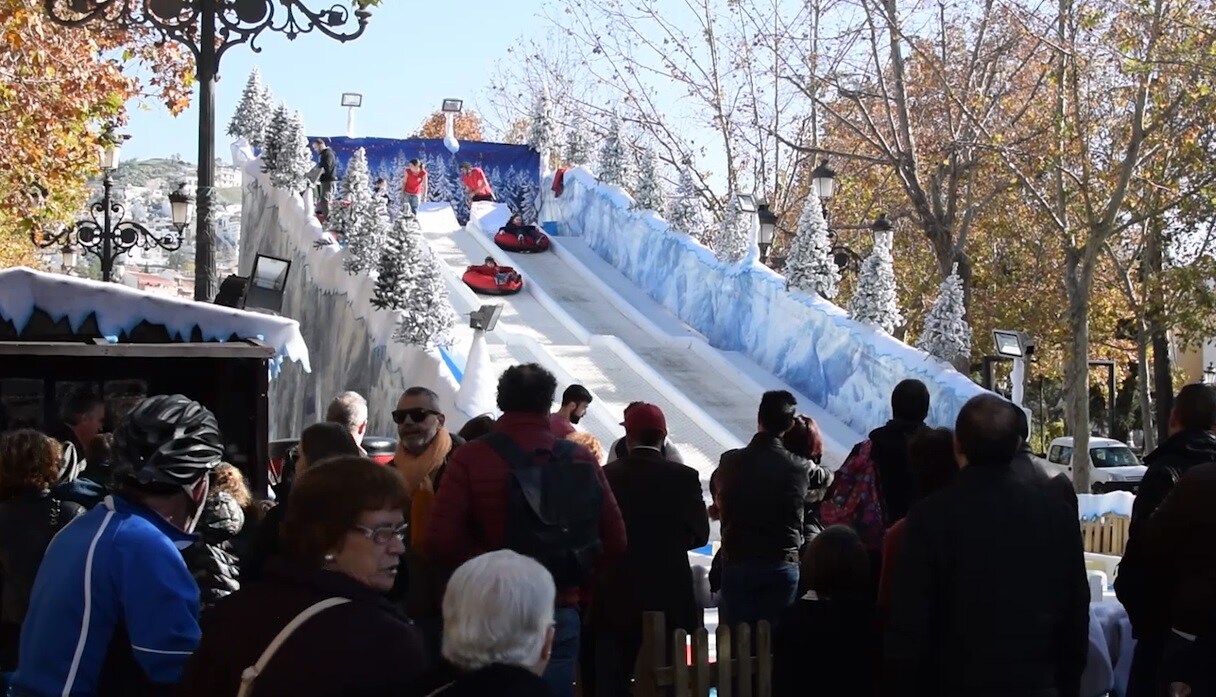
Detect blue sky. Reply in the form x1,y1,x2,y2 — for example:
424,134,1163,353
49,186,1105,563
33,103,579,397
123,0,541,160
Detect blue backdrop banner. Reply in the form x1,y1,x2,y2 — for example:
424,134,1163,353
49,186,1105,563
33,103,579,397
309,137,541,224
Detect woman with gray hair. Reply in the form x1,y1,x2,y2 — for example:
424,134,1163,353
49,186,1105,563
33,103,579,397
429,550,557,696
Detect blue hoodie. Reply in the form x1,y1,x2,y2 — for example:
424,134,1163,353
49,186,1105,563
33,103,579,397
9,495,201,697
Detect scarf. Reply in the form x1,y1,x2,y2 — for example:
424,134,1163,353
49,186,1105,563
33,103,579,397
394,428,453,549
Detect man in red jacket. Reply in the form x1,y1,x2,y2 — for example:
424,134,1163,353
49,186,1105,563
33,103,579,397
427,363,627,697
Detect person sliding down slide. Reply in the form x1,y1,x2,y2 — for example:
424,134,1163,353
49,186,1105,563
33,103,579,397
500,215,543,244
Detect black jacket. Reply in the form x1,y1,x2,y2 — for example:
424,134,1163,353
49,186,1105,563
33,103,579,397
1127,429,1216,541
868,418,928,525
718,433,832,563
0,489,85,669
1011,446,1079,515
174,561,429,697
885,464,1089,697
418,663,553,697
772,594,880,697
318,147,337,182
182,493,245,609
595,448,710,633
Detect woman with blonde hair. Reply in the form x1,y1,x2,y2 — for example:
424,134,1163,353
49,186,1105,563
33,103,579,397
565,431,605,465
0,430,85,670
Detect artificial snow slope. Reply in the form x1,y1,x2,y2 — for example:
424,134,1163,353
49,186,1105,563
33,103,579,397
418,203,752,479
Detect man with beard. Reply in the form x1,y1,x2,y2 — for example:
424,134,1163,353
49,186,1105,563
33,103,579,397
390,386,464,659
551,385,593,438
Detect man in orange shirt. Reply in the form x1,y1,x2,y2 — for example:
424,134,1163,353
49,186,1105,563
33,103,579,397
459,162,495,202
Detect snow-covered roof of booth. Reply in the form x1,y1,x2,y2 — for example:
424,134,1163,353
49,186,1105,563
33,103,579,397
0,267,310,373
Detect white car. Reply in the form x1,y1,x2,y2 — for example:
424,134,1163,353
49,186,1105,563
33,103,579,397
1044,437,1146,493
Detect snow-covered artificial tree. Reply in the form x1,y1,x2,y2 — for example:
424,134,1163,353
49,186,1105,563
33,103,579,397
527,88,558,170
426,155,455,203
712,192,751,264
259,103,290,174
783,192,840,298
371,216,418,311
564,115,593,168
667,167,711,243
917,262,972,363
339,148,386,275
632,146,665,212
848,233,904,333
268,110,313,192
509,168,540,223
227,68,274,149
390,218,457,348
597,114,632,187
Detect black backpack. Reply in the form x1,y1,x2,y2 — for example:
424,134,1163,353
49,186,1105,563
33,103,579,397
483,433,604,587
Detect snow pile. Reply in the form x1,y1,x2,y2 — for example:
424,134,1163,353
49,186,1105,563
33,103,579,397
1077,492,1135,520
550,167,986,432
0,267,309,376
235,149,465,438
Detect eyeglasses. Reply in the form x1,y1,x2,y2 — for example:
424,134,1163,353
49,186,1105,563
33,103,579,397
353,523,409,545
392,408,439,424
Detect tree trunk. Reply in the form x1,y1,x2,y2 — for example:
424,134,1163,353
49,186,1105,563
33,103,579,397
1064,252,1094,494
1136,321,1157,452
1152,329,1173,444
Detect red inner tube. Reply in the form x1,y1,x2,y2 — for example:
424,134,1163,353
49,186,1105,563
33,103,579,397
494,228,551,253
463,265,523,295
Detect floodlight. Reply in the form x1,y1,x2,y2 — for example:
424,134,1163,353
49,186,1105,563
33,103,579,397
442,98,464,113
246,254,291,314
993,329,1025,358
737,194,757,213
340,92,363,108
469,304,503,332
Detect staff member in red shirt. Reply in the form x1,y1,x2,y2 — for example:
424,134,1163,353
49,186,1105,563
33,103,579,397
459,162,495,202
402,159,428,216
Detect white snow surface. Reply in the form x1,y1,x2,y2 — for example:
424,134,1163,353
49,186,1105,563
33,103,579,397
551,166,987,433
0,266,309,375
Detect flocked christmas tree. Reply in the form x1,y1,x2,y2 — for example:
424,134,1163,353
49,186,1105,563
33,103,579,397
509,168,540,223
667,167,711,243
564,115,593,168
632,146,665,212
847,229,904,333
597,114,632,187
268,110,313,192
917,263,972,363
426,154,455,203
339,148,386,275
712,192,752,264
259,103,290,174
783,191,839,298
227,68,274,149
371,216,418,311
391,219,457,348
527,87,558,170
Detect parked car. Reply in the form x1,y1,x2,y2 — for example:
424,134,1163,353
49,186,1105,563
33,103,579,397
269,436,396,487
1044,436,1146,493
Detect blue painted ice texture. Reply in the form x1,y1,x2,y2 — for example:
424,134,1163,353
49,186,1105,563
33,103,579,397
440,345,464,383
552,169,986,433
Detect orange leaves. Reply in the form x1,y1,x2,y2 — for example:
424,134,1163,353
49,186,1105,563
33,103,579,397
413,111,486,141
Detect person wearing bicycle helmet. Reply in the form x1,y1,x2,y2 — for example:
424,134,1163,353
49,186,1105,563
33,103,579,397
10,394,223,697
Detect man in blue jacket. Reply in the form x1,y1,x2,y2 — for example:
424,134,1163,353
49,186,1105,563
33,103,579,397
9,394,223,697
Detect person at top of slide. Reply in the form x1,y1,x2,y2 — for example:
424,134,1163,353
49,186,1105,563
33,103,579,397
403,159,428,216
459,162,495,202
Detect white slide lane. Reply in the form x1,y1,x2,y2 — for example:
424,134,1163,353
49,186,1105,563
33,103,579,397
418,202,863,477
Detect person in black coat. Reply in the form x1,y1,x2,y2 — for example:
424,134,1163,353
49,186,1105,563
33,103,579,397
717,391,833,629
885,394,1089,697
0,430,86,671
866,379,931,528
1009,405,1078,514
1118,384,1216,697
772,526,880,697
182,492,244,609
592,404,709,697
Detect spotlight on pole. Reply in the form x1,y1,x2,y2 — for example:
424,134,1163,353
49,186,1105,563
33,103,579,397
469,304,503,332
341,92,362,138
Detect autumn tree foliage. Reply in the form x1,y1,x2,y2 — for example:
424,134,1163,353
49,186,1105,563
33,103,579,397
1,0,193,268
413,111,486,142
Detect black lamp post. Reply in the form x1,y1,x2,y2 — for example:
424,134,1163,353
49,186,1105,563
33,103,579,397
811,158,837,217
1204,362,1216,386
757,202,778,262
44,0,372,302
30,141,192,283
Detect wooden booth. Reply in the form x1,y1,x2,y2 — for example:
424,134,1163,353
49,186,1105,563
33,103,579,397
0,267,309,496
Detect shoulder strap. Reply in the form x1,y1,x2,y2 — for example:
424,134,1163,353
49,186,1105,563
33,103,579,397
237,598,350,697
552,439,578,464
483,432,536,471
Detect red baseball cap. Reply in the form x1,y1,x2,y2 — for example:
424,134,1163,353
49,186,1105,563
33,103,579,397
623,403,667,436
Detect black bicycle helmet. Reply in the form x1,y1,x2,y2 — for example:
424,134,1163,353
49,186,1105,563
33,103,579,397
113,394,223,487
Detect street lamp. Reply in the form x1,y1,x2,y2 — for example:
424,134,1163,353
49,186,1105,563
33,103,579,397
811,159,837,202
43,0,373,302
168,183,194,233
757,202,778,262
29,137,185,283
341,92,362,138
1204,362,1216,385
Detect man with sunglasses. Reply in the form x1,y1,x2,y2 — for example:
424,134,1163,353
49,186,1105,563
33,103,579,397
390,386,465,660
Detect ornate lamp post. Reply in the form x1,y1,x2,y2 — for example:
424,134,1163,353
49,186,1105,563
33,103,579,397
30,142,193,283
1204,362,1216,386
44,0,372,301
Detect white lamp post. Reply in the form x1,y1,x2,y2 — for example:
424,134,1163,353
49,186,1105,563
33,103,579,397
442,98,463,155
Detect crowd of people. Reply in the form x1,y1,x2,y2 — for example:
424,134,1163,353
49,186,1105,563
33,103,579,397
1,370,1214,697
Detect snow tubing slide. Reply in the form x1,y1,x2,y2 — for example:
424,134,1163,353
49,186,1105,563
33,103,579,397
463,266,524,296
493,229,551,253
